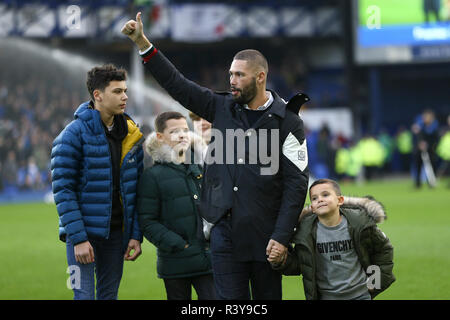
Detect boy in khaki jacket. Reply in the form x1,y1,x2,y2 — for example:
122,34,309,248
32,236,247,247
269,179,395,300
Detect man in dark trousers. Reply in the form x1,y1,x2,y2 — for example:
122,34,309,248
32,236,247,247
122,13,309,300
411,109,439,188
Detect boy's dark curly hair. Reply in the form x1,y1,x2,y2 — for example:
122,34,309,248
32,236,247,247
86,64,127,101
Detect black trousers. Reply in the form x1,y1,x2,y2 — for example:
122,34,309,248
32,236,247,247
210,216,282,300
163,274,216,300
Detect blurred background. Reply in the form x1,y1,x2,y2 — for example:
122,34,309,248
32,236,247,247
0,0,449,299
1,0,449,202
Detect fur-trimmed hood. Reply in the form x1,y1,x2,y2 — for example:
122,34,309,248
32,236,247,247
144,131,207,165
299,196,386,224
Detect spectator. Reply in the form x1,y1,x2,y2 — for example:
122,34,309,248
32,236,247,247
411,109,439,188
2,151,18,192
378,129,395,174
316,124,336,179
24,157,43,190
395,126,413,173
358,134,385,181
436,115,450,187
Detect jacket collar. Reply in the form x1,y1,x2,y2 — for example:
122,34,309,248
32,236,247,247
232,89,286,119
74,100,138,133
73,101,103,134
74,101,144,165
266,89,286,119
340,196,386,223
242,91,273,111
121,118,144,165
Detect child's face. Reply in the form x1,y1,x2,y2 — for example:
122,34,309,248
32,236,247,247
94,80,128,115
309,183,344,218
157,118,190,153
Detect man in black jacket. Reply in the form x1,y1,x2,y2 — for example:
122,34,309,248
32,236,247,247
122,13,309,300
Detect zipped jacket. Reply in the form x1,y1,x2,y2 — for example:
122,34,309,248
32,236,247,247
275,197,395,299
51,101,144,249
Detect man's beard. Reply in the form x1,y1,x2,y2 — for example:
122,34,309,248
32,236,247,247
232,77,257,105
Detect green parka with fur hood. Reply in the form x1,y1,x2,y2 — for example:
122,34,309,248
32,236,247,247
274,196,395,300
137,131,212,279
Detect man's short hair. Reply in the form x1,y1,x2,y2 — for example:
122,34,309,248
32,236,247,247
86,64,127,101
233,49,268,74
309,178,342,196
155,111,186,133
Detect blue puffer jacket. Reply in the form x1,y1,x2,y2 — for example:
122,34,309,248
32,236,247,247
51,101,144,249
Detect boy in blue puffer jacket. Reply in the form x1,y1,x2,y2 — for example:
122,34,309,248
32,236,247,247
51,64,144,300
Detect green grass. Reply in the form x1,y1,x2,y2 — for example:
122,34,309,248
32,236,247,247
0,178,449,299
359,0,447,26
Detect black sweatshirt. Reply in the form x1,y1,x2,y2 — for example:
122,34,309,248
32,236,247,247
103,114,128,231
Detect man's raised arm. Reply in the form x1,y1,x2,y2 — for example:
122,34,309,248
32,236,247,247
121,12,151,52
121,12,221,123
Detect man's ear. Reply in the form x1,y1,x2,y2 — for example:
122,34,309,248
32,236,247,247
256,71,266,84
93,89,102,103
337,195,345,206
156,132,163,140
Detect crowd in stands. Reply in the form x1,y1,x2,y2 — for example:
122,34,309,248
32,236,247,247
0,44,87,194
0,78,83,193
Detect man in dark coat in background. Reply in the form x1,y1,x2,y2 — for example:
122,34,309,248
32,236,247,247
412,109,439,188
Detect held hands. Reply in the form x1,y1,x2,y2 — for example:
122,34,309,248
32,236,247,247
266,239,288,266
121,12,151,51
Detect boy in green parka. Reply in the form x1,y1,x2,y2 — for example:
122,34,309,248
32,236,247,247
137,111,215,300
268,179,395,300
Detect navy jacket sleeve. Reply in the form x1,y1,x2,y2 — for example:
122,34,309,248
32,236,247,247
51,122,88,245
271,114,309,246
131,145,145,242
141,49,225,123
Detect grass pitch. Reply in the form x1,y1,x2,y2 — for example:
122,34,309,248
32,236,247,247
0,178,449,300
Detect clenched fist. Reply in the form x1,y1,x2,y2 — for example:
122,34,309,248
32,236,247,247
121,12,151,51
